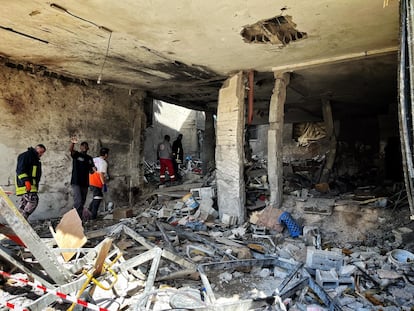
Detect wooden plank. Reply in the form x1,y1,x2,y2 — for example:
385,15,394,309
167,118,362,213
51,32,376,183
51,208,87,262
94,238,112,276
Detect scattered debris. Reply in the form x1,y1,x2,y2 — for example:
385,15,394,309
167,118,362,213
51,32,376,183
0,168,413,311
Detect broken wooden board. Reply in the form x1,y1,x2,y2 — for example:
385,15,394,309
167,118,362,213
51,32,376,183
93,238,113,276
51,208,87,262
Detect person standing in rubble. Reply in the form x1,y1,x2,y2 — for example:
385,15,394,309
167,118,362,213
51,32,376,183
15,144,47,219
88,147,109,220
69,136,95,219
157,135,175,184
172,133,184,181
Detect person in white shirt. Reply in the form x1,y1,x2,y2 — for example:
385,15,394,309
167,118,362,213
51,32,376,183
88,147,109,220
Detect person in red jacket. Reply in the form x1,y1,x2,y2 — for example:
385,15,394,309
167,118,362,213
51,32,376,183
15,144,46,219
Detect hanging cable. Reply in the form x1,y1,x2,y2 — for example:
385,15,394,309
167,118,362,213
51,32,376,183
50,3,113,84
50,3,100,28
97,30,112,84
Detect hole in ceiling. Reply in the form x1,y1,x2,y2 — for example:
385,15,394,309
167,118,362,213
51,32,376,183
241,15,307,45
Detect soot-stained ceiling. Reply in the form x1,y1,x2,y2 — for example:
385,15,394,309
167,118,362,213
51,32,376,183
0,1,400,122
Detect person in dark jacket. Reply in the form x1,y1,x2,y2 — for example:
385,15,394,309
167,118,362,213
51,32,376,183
15,144,46,219
69,136,95,218
172,134,184,180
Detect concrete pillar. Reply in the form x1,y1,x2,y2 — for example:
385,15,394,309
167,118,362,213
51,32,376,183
320,98,337,183
202,111,215,175
129,92,145,206
268,72,290,208
216,72,246,225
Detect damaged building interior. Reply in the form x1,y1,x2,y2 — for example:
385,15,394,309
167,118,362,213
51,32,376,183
1,0,414,310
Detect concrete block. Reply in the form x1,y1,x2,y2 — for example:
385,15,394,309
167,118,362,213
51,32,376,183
306,246,343,271
113,208,133,220
316,269,339,289
222,213,237,225
198,198,218,221
339,265,357,277
338,275,355,289
158,206,174,218
190,187,216,200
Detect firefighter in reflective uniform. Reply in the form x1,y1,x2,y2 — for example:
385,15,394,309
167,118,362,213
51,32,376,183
15,144,47,219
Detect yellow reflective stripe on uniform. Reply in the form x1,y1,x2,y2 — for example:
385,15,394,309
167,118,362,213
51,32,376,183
18,173,29,179
32,166,37,179
16,186,26,195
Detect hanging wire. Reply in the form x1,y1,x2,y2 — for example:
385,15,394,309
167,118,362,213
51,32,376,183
50,3,100,28
97,31,112,84
50,3,113,84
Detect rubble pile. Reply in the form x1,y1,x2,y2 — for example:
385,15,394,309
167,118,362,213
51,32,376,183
0,184,413,310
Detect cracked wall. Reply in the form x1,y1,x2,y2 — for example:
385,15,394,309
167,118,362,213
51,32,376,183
0,64,146,220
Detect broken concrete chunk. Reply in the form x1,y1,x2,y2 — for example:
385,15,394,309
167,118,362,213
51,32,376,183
170,287,205,309
221,213,238,226
376,269,402,279
113,208,133,220
303,225,321,248
258,268,271,278
316,268,339,289
339,265,357,276
190,186,216,200
219,271,233,283
305,246,343,271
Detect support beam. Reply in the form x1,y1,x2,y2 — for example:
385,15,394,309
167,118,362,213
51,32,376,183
398,0,414,218
272,47,397,72
268,72,290,208
129,93,145,206
216,72,246,224
202,111,216,175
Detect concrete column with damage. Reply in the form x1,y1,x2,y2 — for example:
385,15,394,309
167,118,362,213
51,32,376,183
215,72,246,225
128,92,146,206
202,111,216,175
319,98,337,183
268,72,290,208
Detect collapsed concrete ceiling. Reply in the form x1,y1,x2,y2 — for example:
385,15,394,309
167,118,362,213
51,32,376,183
0,1,399,121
